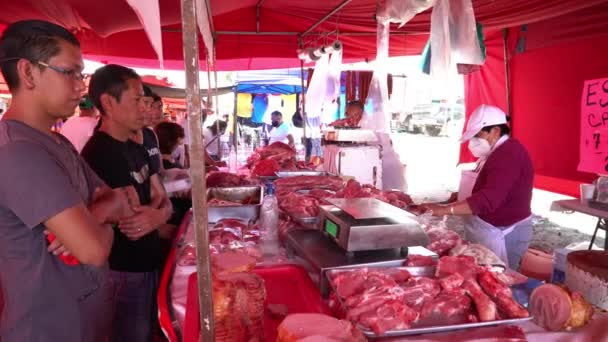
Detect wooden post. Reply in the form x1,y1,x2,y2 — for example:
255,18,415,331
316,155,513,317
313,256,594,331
213,46,221,158
179,0,214,340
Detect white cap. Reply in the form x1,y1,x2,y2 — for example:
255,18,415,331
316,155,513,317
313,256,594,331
460,104,508,143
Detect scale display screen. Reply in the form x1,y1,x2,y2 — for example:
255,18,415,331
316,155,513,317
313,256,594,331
324,219,339,238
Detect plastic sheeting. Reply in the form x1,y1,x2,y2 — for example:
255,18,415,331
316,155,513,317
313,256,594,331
430,0,483,89
377,0,436,27
360,22,390,133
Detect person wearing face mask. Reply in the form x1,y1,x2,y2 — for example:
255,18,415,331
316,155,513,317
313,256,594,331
267,110,295,147
422,104,534,270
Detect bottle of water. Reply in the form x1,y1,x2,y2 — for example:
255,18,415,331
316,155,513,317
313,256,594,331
259,184,279,255
228,147,237,172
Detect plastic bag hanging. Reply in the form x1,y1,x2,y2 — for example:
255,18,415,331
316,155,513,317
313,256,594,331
304,54,330,123
321,48,343,124
377,0,437,27
430,0,483,85
360,22,390,133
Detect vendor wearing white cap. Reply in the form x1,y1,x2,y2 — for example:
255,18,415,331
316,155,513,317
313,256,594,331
422,105,534,270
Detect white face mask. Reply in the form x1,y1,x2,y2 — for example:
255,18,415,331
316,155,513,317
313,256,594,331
468,137,492,158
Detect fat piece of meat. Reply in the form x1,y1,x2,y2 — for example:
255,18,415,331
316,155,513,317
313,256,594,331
425,228,462,256
400,277,441,309
358,299,419,335
439,273,465,291
418,288,474,326
435,255,481,280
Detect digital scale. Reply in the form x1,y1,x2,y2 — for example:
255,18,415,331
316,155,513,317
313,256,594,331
284,198,434,295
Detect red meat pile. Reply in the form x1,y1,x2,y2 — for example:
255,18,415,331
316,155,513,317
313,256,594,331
206,171,257,188
274,177,413,220
247,142,297,176
330,256,529,336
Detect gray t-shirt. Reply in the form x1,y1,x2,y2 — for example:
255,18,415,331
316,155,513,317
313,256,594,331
0,120,111,342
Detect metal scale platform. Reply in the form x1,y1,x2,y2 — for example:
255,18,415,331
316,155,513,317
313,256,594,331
284,198,434,295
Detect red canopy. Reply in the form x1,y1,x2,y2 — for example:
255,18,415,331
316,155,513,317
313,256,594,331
0,0,603,70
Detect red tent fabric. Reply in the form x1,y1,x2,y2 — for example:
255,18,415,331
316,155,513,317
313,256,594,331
0,0,604,70
462,2,608,196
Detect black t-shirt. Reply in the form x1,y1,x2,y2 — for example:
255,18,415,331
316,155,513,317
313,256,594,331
81,131,161,272
162,159,182,170
142,127,161,174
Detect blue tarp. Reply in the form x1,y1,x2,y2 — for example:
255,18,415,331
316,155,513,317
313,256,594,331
235,69,305,95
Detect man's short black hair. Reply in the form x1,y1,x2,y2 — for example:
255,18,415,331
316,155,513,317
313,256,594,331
347,100,364,111
143,84,153,97
152,93,162,103
88,64,140,115
481,124,511,136
0,20,80,91
155,122,185,155
208,120,228,136
271,111,283,118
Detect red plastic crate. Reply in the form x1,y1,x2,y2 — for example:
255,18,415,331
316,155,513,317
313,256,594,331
184,264,332,342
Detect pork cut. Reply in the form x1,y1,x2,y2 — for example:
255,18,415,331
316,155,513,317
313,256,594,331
250,158,280,176
274,175,344,192
418,288,474,326
435,255,481,280
206,171,255,188
439,273,465,291
278,192,321,218
461,278,498,322
358,299,419,334
449,242,506,269
400,277,441,309
478,270,529,319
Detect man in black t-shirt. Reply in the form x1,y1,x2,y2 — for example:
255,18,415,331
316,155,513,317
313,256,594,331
139,85,162,174
82,64,172,342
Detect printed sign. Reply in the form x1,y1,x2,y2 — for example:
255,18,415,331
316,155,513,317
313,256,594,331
579,78,608,174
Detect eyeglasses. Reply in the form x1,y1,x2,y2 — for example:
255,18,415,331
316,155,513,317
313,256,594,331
0,58,88,81
37,61,89,81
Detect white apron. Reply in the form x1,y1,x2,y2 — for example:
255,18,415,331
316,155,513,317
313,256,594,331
458,135,521,266
463,215,531,267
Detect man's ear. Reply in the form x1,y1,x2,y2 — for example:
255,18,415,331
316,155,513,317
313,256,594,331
17,59,36,90
100,94,114,118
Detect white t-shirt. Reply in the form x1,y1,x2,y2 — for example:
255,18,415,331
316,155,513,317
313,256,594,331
269,122,291,144
203,127,221,155
60,116,98,152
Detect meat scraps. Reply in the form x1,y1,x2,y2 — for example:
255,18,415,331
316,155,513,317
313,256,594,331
247,142,298,175
478,270,529,319
461,278,498,322
276,313,365,342
278,192,321,218
418,288,474,326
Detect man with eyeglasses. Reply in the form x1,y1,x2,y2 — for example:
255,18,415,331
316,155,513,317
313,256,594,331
0,20,131,341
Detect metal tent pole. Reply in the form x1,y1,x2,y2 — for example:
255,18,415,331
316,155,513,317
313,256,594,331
503,29,512,119
300,59,307,152
179,0,214,340
301,0,352,37
213,45,221,158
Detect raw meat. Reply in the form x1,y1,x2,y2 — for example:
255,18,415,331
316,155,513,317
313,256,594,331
211,250,258,274
494,293,530,319
435,255,481,280
329,116,361,128
439,273,465,291
418,289,474,326
247,142,297,174
400,277,441,309
358,299,419,335
398,325,526,342
478,270,513,298
449,242,506,269
404,255,437,267
213,271,266,342
425,228,462,256
275,175,344,192
278,192,321,218
276,313,365,342
206,171,254,188
478,270,529,319
305,189,336,200
251,158,281,176
331,269,369,298
461,278,498,322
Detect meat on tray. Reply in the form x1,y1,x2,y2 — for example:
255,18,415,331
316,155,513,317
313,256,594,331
275,175,344,192
425,228,463,256
529,284,594,331
206,171,256,188
208,198,243,206
329,256,531,336
277,313,365,342
250,158,280,177
278,192,322,218
247,142,300,175
404,255,437,267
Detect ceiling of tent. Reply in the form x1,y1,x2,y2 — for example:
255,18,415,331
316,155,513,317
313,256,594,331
0,0,604,70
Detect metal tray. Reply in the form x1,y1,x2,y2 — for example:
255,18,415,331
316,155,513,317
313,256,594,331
275,171,334,178
206,186,263,223
326,267,533,339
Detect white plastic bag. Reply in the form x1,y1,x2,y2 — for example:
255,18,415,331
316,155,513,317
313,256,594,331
360,22,391,133
305,54,330,122
430,0,482,86
378,0,437,27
